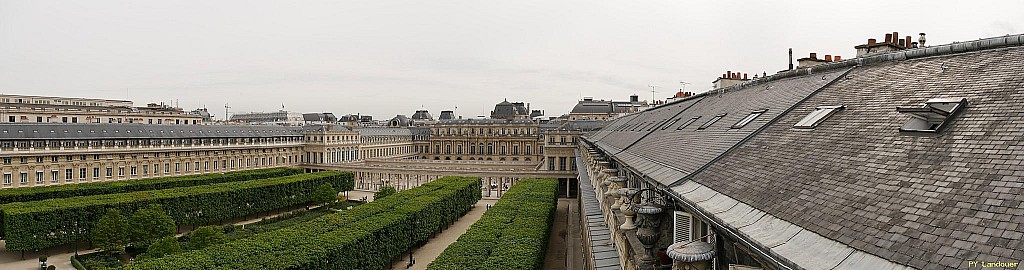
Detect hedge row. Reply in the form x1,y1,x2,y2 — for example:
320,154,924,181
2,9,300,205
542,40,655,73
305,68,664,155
428,178,558,270
126,176,482,270
0,171,353,251
0,167,305,204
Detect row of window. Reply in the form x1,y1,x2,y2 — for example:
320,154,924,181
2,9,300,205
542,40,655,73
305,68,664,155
2,156,296,187
0,137,302,149
1,148,302,165
610,98,965,133
433,127,538,136
5,115,197,124
547,156,576,171
428,143,534,156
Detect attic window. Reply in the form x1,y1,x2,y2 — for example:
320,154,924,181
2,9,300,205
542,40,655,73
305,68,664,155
662,118,681,130
794,105,846,129
732,110,767,129
676,117,701,130
897,98,967,132
697,114,726,130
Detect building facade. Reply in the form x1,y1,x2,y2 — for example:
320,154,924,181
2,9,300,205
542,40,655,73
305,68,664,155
229,110,304,124
0,94,203,125
0,124,304,188
422,119,542,162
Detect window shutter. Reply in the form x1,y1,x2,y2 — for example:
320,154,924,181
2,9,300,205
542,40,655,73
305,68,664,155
673,211,693,243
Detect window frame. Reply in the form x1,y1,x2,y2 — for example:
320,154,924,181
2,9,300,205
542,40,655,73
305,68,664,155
697,114,727,130
732,110,768,129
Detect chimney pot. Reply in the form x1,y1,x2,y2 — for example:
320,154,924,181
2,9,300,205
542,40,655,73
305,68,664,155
809,52,817,59
898,39,905,47
884,34,893,43
905,36,912,48
834,55,842,61
743,73,748,80
727,71,732,78
893,32,899,42
911,42,918,48
824,55,832,61
868,38,877,45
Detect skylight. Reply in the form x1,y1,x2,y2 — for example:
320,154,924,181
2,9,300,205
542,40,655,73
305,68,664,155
661,118,681,130
794,105,846,129
676,117,701,130
732,110,767,129
896,98,967,132
697,114,726,130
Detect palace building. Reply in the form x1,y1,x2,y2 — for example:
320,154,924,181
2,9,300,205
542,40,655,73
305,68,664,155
0,94,203,125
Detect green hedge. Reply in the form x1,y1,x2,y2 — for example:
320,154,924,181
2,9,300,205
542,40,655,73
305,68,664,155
0,167,304,205
0,171,353,251
126,176,482,270
428,178,558,270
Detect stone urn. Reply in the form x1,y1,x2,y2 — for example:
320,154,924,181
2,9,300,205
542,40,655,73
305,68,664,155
618,188,639,230
666,239,716,270
635,204,665,267
606,176,626,199
612,187,630,209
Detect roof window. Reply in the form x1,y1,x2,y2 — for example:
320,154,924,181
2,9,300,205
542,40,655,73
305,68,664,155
662,118,681,130
676,116,701,130
897,98,967,132
794,105,845,129
732,110,767,129
698,114,726,130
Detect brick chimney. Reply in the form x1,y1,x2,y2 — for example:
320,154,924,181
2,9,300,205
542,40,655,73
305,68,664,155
855,31,910,57
797,52,830,68
713,69,752,89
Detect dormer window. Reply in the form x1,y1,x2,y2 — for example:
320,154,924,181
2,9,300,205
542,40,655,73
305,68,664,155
896,98,967,132
794,105,846,129
732,110,767,129
698,114,726,130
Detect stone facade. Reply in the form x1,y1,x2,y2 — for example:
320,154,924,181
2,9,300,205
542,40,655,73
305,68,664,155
0,94,202,125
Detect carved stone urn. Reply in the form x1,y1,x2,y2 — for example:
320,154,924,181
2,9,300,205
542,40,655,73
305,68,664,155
634,204,665,267
618,188,639,230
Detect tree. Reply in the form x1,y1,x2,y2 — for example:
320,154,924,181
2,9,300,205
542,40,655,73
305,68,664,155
91,209,128,254
312,183,337,206
374,185,397,200
186,226,226,250
128,204,176,248
144,236,182,259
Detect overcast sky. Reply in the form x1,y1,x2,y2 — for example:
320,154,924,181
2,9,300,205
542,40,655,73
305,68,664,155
2,1,1021,120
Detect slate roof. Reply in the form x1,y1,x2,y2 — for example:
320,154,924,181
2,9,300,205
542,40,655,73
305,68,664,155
686,44,1024,270
355,128,413,136
0,123,303,140
589,67,852,185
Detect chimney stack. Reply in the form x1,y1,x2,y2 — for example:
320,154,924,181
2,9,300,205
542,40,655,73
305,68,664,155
788,48,794,70
834,55,841,61
824,55,832,62
885,33,893,43
809,52,817,59
868,38,876,45
919,33,927,47
898,39,905,47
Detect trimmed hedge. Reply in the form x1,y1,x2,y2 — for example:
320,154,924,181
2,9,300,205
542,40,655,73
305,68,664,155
126,176,482,270
0,171,353,251
0,167,304,205
428,178,558,270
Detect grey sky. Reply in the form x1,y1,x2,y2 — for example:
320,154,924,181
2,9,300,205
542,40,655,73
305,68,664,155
2,1,1021,120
